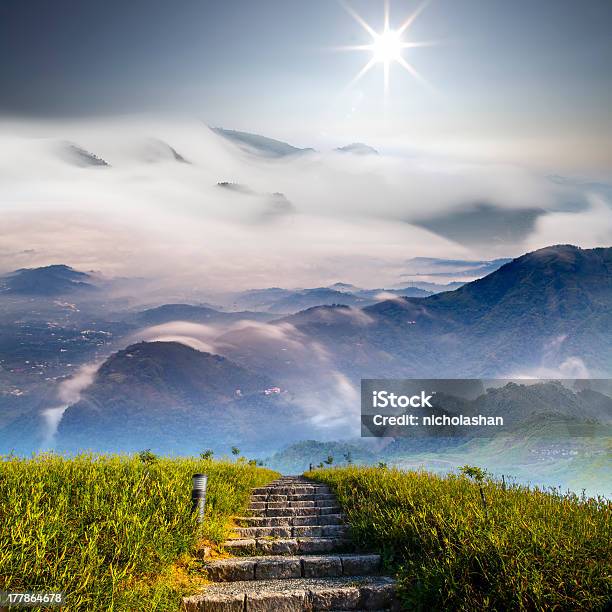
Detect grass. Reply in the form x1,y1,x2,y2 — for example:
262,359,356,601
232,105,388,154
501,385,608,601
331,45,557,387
0,453,278,610
307,465,611,611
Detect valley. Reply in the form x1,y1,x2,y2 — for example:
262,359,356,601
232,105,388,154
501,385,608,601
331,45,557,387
0,245,610,495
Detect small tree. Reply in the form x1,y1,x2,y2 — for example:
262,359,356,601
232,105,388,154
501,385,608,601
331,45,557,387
377,461,388,469
460,465,489,518
231,446,240,457
343,451,353,465
200,449,214,461
324,455,334,466
137,449,157,464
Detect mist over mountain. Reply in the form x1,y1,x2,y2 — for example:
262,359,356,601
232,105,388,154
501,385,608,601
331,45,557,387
59,142,110,167
229,285,431,313
134,304,275,326
0,265,97,296
1,244,611,483
335,143,379,155
57,341,314,454
211,127,315,158
3,118,609,291
272,245,612,378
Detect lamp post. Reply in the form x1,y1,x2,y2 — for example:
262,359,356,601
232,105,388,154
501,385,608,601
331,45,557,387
191,473,208,525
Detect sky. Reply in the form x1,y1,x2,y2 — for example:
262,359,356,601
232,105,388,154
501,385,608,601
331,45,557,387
1,0,611,171
0,1,611,289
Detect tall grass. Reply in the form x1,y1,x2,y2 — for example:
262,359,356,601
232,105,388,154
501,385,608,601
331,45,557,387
0,453,278,610
308,466,611,611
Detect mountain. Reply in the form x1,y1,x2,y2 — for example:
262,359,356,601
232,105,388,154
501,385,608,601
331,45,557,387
230,286,430,313
56,341,315,453
468,382,612,426
329,282,360,291
59,142,109,167
134,304,275,327
0,265,96,296
400,280,466,293
266,288,371,313
279,245,612,377
329,281,432,298
352,287,432,300
335,143,379,155
211,127,315,158
369,245,612,375
139,139,189,163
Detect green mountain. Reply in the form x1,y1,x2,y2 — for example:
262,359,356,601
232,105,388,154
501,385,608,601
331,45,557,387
56,341,314,454
282,245,612,378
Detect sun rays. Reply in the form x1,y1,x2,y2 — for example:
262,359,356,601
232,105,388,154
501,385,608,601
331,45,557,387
337,0,436,94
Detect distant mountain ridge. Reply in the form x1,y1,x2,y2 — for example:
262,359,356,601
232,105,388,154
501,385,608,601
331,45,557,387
230,285,431,313
0,265,96,296
335,143,379,155
211,127,315,158
268,245,612,378
135,304,275,326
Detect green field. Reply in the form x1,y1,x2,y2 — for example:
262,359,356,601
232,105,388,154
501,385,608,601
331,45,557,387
308,466,612,611
0,453,278,610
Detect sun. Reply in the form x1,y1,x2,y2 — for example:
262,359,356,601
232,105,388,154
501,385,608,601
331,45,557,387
372,29,403,63
337,0,436,93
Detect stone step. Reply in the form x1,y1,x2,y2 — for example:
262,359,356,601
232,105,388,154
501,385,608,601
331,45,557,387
248,506,342,517
251,493,336,502
203,554,381,582
236,514,344,527
231,525,349,539
252,486,330,496
255,500,340,509
222,537,354,556
182,576,399,611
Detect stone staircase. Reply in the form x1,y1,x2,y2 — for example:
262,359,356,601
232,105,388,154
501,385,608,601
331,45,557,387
183,476,400,611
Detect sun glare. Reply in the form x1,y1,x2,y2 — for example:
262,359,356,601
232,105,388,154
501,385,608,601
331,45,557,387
372,29,402,63
337,0,436,94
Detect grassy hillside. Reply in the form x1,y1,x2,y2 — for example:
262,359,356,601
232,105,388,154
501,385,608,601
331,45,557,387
308,466,611,611
0,453,278,610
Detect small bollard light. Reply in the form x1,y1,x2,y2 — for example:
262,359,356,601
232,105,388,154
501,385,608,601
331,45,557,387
191,473,208,525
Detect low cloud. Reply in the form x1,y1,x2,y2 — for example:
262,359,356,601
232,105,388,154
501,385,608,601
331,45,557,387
134,321,218,353
1,116,606,290
129,317,361,432
40,361,102,449
504,356,591,379
526,195,612,251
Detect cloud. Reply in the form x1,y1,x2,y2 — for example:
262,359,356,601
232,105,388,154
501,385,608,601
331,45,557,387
526,194,612,251
40,361,102,448
134,321,218,353
1,116,605,291
504,356,591,379
129,317,361,434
